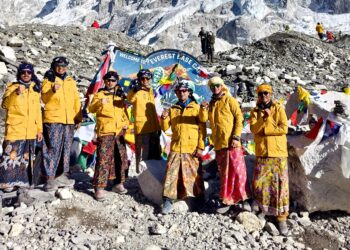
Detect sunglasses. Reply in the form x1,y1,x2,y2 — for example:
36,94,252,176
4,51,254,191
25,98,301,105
258,91,270,97
106,79,117,82
210,84,221,89
140,77,151,81
175,89,188,93
20,71,32,75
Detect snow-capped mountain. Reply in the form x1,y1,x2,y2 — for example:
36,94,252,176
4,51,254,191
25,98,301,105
1,0,350,55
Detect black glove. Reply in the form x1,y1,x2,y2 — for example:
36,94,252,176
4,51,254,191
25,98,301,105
44,69,56,82
115,88,126,99
130,79,142,92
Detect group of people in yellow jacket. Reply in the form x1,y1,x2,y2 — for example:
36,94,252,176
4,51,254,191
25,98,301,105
0,58,81,193
0,58,289,235
159,76,289,235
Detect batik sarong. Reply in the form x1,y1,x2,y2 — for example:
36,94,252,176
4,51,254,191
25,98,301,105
93,135,128,188
135,131,161,173
163,152,204,200
0,139,35,189
216,147,250,205
252,157,289,216
114,135,128,185
42,123,75,177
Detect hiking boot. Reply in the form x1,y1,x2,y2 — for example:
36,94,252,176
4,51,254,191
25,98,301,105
216,201,231,214
242,200,252,212
278,221,289,236
112,183,127,194
44,179,58,192
161,198,174,214
94,188,106,201
55,174,75,188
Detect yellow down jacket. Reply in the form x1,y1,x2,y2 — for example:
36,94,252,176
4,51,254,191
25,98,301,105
250,101,288,157
88,89,129,136
199,94,243,151
127,88,160,135
161,101,206,153
2,82,42,140
41,75,81,124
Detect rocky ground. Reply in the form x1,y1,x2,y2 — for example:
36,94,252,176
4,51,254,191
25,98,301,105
1,25,350,250
1,172,349,250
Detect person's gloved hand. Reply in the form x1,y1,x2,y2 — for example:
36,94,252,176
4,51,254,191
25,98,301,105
115,87,126,99
130,79,142,92
44,69,56,82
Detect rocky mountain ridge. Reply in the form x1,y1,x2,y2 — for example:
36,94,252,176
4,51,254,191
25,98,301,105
1,0,350,55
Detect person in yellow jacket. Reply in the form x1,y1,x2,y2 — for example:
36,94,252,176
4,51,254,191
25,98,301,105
250,83,289,235
41,56,81,191
199,76,250,214
0,63,42,191
316,22,324,39
88,71,130,201
127,69,161,173
160,79,206,214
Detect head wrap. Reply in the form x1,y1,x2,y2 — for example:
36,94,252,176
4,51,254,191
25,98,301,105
103,71,119,81
51,56,69,68
174,78,195,92
137,69,152,79
16,62,41,91
256,84,273,93
208,76,231,96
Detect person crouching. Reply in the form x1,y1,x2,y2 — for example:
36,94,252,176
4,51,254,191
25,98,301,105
88,71,130,201
160,79,206,214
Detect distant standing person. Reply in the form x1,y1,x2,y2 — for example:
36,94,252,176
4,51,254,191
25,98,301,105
315,22,324,39
41,56,81,191
127,69,161,173
0,63,42,192
206,31,215,63
250,84,289,235
198,27,207,55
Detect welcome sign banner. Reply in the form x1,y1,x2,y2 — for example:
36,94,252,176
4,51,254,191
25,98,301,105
110,48,211,105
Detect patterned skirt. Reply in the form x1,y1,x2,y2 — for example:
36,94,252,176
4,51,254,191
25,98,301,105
216,147,250,205
252,157,289,216
93,135,128,188
135,132,161,173
0,139,35,189
42,123,75,177
163,152,204,200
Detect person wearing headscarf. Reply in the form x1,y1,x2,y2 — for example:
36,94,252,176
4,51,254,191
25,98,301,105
0,62,42,192
250,83,289,235
199,76,250,213
160,79,206,214
88,71,129,201
41,56,81,191
127,69,161,173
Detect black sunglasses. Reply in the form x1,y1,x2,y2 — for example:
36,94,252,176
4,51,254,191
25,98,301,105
140,77,151,80
258,91,270,97
106,78,117,82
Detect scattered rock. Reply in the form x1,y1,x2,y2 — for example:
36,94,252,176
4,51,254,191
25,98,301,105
149,223,167,235
265,222,280,236
56,189,73,200
236,212,264,233
9,224,24,237
7,37,24,47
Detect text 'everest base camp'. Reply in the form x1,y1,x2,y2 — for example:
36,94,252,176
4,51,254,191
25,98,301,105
0,0,350,250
